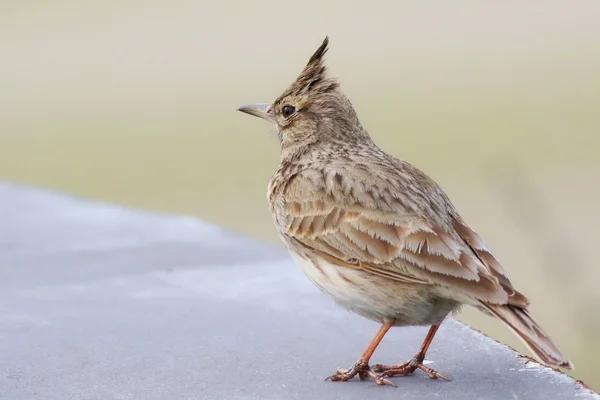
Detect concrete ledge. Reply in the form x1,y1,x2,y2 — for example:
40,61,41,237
0,183,597,400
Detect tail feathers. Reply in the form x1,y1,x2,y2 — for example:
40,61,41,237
481,303,574,370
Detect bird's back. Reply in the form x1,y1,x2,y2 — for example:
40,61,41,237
269,141,458,233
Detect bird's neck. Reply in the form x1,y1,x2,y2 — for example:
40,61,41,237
280,132,376,170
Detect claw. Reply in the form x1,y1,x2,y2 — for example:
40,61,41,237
367,370,397,387
326,359,396,386
418,364,450,381
372,356,450,382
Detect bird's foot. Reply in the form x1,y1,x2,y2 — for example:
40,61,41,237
372,355,450,381
325,359,397,387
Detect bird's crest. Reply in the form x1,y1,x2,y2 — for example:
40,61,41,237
274,36,339,106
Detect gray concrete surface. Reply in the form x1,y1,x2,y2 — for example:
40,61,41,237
0,182,597,400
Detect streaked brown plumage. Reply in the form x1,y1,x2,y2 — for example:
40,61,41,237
238,36,573,386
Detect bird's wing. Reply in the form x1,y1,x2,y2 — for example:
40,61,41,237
281,166,528,307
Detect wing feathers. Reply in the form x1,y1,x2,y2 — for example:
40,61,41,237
283,175,526,307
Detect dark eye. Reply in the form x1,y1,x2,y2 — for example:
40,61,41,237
282,105,296,118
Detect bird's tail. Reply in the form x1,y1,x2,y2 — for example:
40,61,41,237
480,303,574,370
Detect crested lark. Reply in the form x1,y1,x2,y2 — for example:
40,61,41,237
238,37,573,386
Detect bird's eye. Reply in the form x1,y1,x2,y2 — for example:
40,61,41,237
282,105,296,118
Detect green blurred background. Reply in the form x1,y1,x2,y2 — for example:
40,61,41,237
1,0,598,389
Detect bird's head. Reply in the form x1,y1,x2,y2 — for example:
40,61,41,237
238,37,367,153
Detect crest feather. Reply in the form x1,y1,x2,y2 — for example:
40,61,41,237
274,36,338,105
307,36,329,66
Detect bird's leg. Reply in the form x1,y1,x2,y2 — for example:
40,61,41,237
326,321,396,386
372,324,450,381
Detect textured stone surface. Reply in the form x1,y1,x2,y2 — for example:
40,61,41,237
0,183,596,400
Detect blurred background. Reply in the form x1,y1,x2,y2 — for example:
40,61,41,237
1,0,598,389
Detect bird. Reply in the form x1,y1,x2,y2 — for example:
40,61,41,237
237,36,573,386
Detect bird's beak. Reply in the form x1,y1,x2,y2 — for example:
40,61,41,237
237,103,272,122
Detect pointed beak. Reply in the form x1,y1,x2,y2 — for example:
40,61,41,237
237,103,272,122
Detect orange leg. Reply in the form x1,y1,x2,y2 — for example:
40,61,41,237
372,324,450,381
326,321,396,386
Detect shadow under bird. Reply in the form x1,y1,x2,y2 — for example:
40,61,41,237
237,36,573,387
